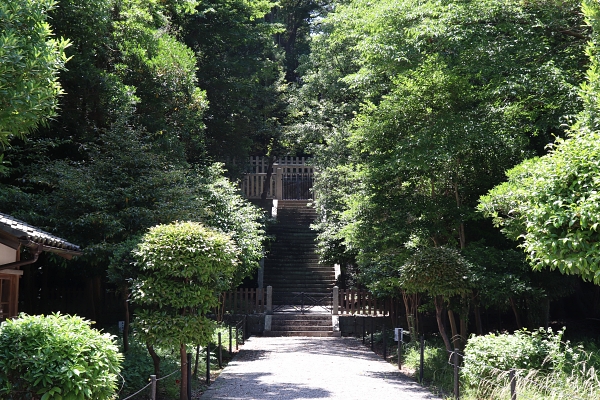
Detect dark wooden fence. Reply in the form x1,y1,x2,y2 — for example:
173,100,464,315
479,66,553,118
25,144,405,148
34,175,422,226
220,288,266,316
338,289,387,315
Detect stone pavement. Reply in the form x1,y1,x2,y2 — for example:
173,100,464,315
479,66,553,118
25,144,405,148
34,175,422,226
201,336,442,400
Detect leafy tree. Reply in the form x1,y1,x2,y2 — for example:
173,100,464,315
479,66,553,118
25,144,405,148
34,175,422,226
183,0,286,174
0,0,70,144
291,0,588,324
479,0,600,284
400,247,474,351
131,221,238,400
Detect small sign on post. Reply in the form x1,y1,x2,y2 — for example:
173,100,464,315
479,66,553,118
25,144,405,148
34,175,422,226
118,321,124,333
394,328,403,342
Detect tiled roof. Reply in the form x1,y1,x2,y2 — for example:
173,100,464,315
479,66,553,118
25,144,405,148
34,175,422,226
0,212,82,253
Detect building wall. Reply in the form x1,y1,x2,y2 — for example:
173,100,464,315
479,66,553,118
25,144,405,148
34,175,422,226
0,243,17,265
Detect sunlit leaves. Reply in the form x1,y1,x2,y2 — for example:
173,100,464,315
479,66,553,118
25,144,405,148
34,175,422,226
480,0,600,284
131,221,238,348
0,0,70,143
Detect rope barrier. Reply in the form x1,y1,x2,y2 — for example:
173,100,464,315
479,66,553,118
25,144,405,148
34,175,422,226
121,381,152,400
156,368,180,381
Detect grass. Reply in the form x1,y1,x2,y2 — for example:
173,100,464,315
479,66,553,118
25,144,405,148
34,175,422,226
397,335,600,400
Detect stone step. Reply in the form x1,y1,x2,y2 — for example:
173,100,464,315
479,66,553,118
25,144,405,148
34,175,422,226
263,330,340,337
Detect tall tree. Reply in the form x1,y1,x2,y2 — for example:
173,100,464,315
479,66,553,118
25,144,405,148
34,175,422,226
480,0,600,284
290,0,588,330
183,0,286,174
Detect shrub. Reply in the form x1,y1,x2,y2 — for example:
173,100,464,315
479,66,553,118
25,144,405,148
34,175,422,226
461,328,567,396
0,313,122,400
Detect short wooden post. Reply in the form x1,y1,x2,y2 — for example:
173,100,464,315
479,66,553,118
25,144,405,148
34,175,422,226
206,344,211,385
229,324,232,354
332,286,339,315
453,349,459,399
235,325,239,350
150,375,157,400
218,332,223,369
419,335,424,383
187,352,192,399
371,318,374,351
510,369,516,400
193,344,200,377
362,317,366,344
398,332,402,370
383,320,387,360
266,285,273,314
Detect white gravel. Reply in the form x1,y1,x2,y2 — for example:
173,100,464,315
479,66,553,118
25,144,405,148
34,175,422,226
201,336,442,399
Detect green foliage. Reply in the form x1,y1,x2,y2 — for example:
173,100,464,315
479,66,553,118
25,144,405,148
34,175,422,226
183,0,286,171
0,313,122,400
292,0,587,298
400,247,474,298
479,0,600,284
116,332,181,399
0,0,70,143
403,339,453,395
463,328,566,385
461,328,599,399
131,221,238,349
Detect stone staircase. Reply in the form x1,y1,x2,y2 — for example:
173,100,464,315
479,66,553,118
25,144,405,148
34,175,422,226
263,201,336,306
264,314,340,337
262,200,338,336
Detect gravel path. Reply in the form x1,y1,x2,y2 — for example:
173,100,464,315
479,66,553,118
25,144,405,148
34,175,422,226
201,336,442,400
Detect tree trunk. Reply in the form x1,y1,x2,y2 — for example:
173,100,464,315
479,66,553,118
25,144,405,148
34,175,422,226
402,290,419,336
435,296,452,352
473,304,483,335
180,344,188,400
509,296,523,329
146,343,161,377
447,309,460,349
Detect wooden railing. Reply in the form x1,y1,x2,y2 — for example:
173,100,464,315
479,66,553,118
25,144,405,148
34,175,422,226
241,156,314,200
336,289,390,316
220,288,266,316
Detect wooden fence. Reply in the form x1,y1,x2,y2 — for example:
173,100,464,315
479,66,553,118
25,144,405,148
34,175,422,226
337,289,388,316
220,288,266,316
241,156,314,200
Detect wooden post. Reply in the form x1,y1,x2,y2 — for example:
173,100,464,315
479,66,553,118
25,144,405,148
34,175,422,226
332,286,339,315
187,353,192,399
383,320,387,360
371,318,374,351
266,285,273,314
275,167,283,200
398,333,402,370
510,369,516,400
193,344,200,377
206,345,211,385
453,349,459,399
229,324,233,354
420,335,425,383
150,375,157,400
362,317,366,344
218,332,223,369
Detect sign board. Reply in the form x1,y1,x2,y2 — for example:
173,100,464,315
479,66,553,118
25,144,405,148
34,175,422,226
394,328,403,342
118,321,125,332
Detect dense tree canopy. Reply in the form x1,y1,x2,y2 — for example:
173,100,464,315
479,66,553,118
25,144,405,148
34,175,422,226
480,0,600,284
287,0,591,333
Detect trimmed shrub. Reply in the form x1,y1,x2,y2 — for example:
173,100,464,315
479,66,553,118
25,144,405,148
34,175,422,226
0,313,122,400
